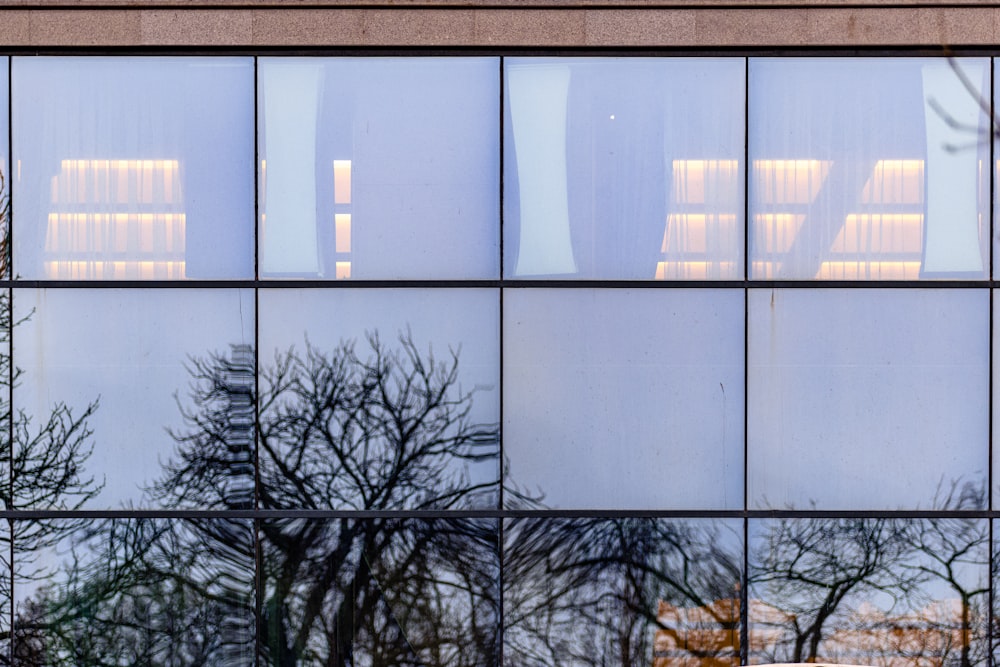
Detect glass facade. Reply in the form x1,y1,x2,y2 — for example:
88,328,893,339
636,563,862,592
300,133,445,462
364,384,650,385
1,54,999,665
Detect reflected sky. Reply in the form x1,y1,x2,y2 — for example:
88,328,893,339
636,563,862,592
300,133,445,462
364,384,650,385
259,288,500,510
12,289,254,508
748,288,988,510
504,288,744,509
259,288,499,434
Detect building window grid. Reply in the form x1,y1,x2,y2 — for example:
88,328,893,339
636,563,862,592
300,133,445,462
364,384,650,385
0,53,996,665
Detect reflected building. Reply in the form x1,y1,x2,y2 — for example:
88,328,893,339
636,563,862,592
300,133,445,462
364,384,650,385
653,598,740,667
656,597,981,667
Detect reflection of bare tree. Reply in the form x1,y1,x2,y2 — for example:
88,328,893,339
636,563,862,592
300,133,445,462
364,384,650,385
503,517,741,667
897,485,989,667
15,517,252,666
7,330,500,665
159,332,500,666
750,516,912,664
749,495,991,667
0,171,103,664
7,290,996,667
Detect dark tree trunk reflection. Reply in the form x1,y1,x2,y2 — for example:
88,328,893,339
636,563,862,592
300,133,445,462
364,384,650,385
749,485,989,667
163,332,500,666
503,517,742,667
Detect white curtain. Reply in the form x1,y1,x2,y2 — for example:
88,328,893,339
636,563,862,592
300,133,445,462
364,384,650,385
921,61,986,276
260,61,323,276
508,63,577,277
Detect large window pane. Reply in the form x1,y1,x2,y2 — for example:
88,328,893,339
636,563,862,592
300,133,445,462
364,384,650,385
12,57,254,279
13,518,254,664
260,518,498,665
258,57,499,279
12,288,255,509
504,518,742,666
750,517,989,666
258,288,499,509
504,58,745,280
748,288,988,509
750,58,989,280
504,288,744,509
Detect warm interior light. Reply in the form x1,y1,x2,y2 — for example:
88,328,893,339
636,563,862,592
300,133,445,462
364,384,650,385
45,159,186,279
655,261,737,280
751,158,930,278
816,260,922,280
752,214,805,254
861,160,924,204
671,160,740,204
830,214,923,254
334,160,352,205
661,160,741,279
753,159,831,204
44,260,184,280
335,261,351,279
661,214,739,254
45,213,185,255
335,213,352,253
52,159,181,205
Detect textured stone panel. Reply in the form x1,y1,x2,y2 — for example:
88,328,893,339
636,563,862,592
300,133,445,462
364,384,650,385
140,9,253,45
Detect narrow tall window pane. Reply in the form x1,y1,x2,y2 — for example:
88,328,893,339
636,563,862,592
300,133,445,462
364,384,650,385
504,288,744,509
258,58,499,279
0,56,8,279
750,58,989,280
12,57,254,279
748,288,988,509
504,58,745,280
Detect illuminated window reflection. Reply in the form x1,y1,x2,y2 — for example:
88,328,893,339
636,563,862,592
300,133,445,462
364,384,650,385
750,58,989,280
12,57,254,279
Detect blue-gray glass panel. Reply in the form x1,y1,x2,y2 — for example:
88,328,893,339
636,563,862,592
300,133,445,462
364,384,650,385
504,288,744,509
258,57,500,280
12,57,255,279
504,517,742,666
12,288,255,509
13,518,254,664
504,57,745,280
0,56,8,280
750,58,990,280
748,288,988,510
258,288,500,510
259,517,498,665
